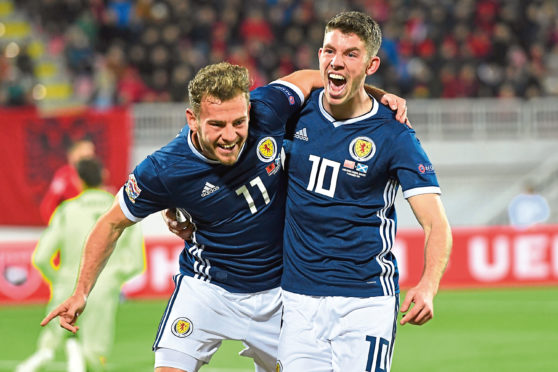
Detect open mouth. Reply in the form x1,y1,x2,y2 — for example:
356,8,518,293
328,73,346,96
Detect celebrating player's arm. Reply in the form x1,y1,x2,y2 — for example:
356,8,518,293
40,199,135,333
279,69,409,123
400,193,452,326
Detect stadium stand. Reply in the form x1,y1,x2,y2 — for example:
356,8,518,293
2,0,558,109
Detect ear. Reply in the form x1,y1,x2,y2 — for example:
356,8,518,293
185,108,198,132
365,56,381,76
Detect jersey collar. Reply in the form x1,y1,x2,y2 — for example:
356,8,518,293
318,90,379,127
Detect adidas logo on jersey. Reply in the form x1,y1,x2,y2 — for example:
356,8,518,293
201,182,219,197
294,128,308,141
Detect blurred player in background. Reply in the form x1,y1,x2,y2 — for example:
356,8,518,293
39,139,96,223
18,158,145,372
277,11,452,371
508,181,550,229
40,62,407,372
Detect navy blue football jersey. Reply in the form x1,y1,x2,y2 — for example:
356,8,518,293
282,89,441,298
119,83,304,293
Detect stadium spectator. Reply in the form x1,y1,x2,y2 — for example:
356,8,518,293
17,158,144,372
39,139,95,223
8,0,558,104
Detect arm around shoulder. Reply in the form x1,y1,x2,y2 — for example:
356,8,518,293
278,70,323,100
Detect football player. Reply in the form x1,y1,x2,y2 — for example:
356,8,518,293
277,11,452,372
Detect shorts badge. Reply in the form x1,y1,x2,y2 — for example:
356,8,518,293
349,136,375,162
125,174,141,203
171,317,193,338
257,137,277,163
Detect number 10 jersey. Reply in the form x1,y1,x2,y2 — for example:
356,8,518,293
282,89,441,298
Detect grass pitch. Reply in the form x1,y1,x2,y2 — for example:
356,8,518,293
1,287,557,371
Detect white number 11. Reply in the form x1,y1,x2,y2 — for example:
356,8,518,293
235,176,270,214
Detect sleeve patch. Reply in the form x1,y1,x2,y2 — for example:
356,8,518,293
125,173,141,203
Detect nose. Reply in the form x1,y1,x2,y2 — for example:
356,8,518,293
330,53,343,68
222,124,237,142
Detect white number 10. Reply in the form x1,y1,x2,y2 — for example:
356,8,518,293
307,155,339,198
235,176,270,214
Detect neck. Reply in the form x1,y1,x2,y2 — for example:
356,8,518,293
322,88,372,120
190,131,202,152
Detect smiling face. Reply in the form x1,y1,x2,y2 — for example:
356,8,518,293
319,29,380,111
187,93,250,166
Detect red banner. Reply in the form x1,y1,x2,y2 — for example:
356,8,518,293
0,108,132,225
1,225,557,305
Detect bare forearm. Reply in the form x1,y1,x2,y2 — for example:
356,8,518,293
419,219,452,294
73,218,124,297
278,69,322,99
73,201,133,297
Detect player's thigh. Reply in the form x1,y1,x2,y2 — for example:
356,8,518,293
277,291,332,372
331,295,398,372
239,288,282,371
155,347,204,372
154,275,254,366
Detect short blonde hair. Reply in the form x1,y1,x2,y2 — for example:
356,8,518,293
188,62,251,117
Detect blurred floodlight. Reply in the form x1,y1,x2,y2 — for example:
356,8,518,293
33,84,47,100
5,41,20,58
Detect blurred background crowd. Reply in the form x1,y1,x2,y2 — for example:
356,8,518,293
1,0,558,109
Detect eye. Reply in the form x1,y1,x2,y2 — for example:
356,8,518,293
233,119,246,126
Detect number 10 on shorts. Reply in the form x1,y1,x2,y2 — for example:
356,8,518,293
365,335,390,372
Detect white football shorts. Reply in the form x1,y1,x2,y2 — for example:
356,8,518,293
153,274,282,372
277,291,399,372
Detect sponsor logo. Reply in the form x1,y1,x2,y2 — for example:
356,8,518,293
289,96,295,105
201,182,219,197
417,163,435,174
125,174,141,203
349,136,375,162
294,128,308,141
171,317,193,338
257,137,277,163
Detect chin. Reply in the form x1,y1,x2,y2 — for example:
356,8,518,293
218,156,239,166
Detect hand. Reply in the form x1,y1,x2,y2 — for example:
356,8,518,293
40,293,87,333
381,94,412,128
399,284,435,326
162,209,194,241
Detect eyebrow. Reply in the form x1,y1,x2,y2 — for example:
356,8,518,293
207,116,247,124
323,44,361,54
